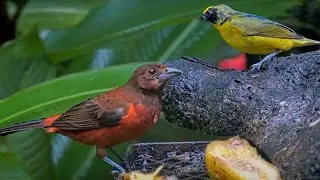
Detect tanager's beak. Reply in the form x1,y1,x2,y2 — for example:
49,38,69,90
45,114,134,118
158,67,183,83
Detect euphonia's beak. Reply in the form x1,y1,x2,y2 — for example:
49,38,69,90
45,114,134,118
200,6,213,21
199,14,206,21
158,67,183,83
199,7,217,23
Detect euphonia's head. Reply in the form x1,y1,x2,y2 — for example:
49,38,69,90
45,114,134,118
200,4,235,25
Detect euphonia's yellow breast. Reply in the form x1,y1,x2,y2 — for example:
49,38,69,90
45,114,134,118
213,21,296,54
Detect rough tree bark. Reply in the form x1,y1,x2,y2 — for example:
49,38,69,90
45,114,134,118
162,51,320,180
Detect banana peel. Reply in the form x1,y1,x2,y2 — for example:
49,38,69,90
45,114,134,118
120,165,178,180
205,136,281,180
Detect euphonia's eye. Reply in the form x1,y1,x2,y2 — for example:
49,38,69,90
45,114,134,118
148,68,156,75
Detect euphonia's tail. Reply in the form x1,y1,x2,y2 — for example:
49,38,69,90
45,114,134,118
301,38,320,46
0,120,44,136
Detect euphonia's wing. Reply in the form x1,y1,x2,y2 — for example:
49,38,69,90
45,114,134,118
231,13,303,39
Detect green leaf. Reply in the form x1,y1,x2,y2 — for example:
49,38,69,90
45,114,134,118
141,118,217,142
6,130,56,180
54,141,96,180
158,20,200,62
53,140,119,180
110,26,180,64
51,134,123,180
16,0,108,32
44,0,295,63
43,0,218,63
0,28,56,98
0,62,148,127
0,27,57,180
0,28,45,58
0,152,31,180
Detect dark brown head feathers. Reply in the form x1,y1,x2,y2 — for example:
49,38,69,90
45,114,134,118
127,63,182,93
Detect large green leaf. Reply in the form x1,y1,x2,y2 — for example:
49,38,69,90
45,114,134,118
54,141,96,180
111,25,181,64
0,62,148,127
6,130,55,180
43,0,217,63
0,152,31,180
0,28,56,98
141,117,217,142
45,0,294,65
51,133,127,180
0,28,56,180
53,139,117,180
158,20,202,62
15,0,108,32
43,0,295,63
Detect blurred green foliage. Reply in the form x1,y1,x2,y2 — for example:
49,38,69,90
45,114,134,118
281,0,320,53
0,0,296,179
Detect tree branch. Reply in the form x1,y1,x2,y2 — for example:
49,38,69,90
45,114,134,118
162,51,320,179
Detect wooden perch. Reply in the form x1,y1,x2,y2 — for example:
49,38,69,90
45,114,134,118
161,51,320,179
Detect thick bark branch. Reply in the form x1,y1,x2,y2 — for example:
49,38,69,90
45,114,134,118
162,51,320,179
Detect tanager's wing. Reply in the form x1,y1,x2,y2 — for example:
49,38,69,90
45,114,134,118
231,13,303,39
52,99,125,130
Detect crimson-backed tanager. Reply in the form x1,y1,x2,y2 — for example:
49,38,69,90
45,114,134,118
0,63,183,172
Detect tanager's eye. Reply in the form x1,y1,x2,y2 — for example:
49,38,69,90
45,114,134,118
148,68,156,75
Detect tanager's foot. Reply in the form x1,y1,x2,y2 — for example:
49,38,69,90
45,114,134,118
103,157,126,173
251,50,282,71
96,147,126,173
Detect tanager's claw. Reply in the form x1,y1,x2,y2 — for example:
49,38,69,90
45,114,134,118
104,157,126,173
111,169,122,180
251,50,282,71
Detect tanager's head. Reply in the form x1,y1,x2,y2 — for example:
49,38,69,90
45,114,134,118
200,4,235,25
128,64,182,93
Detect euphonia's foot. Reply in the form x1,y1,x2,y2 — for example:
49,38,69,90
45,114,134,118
250,50,282,71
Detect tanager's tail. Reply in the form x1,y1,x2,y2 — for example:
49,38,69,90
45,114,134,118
0,114,61,136
0,120,44,136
